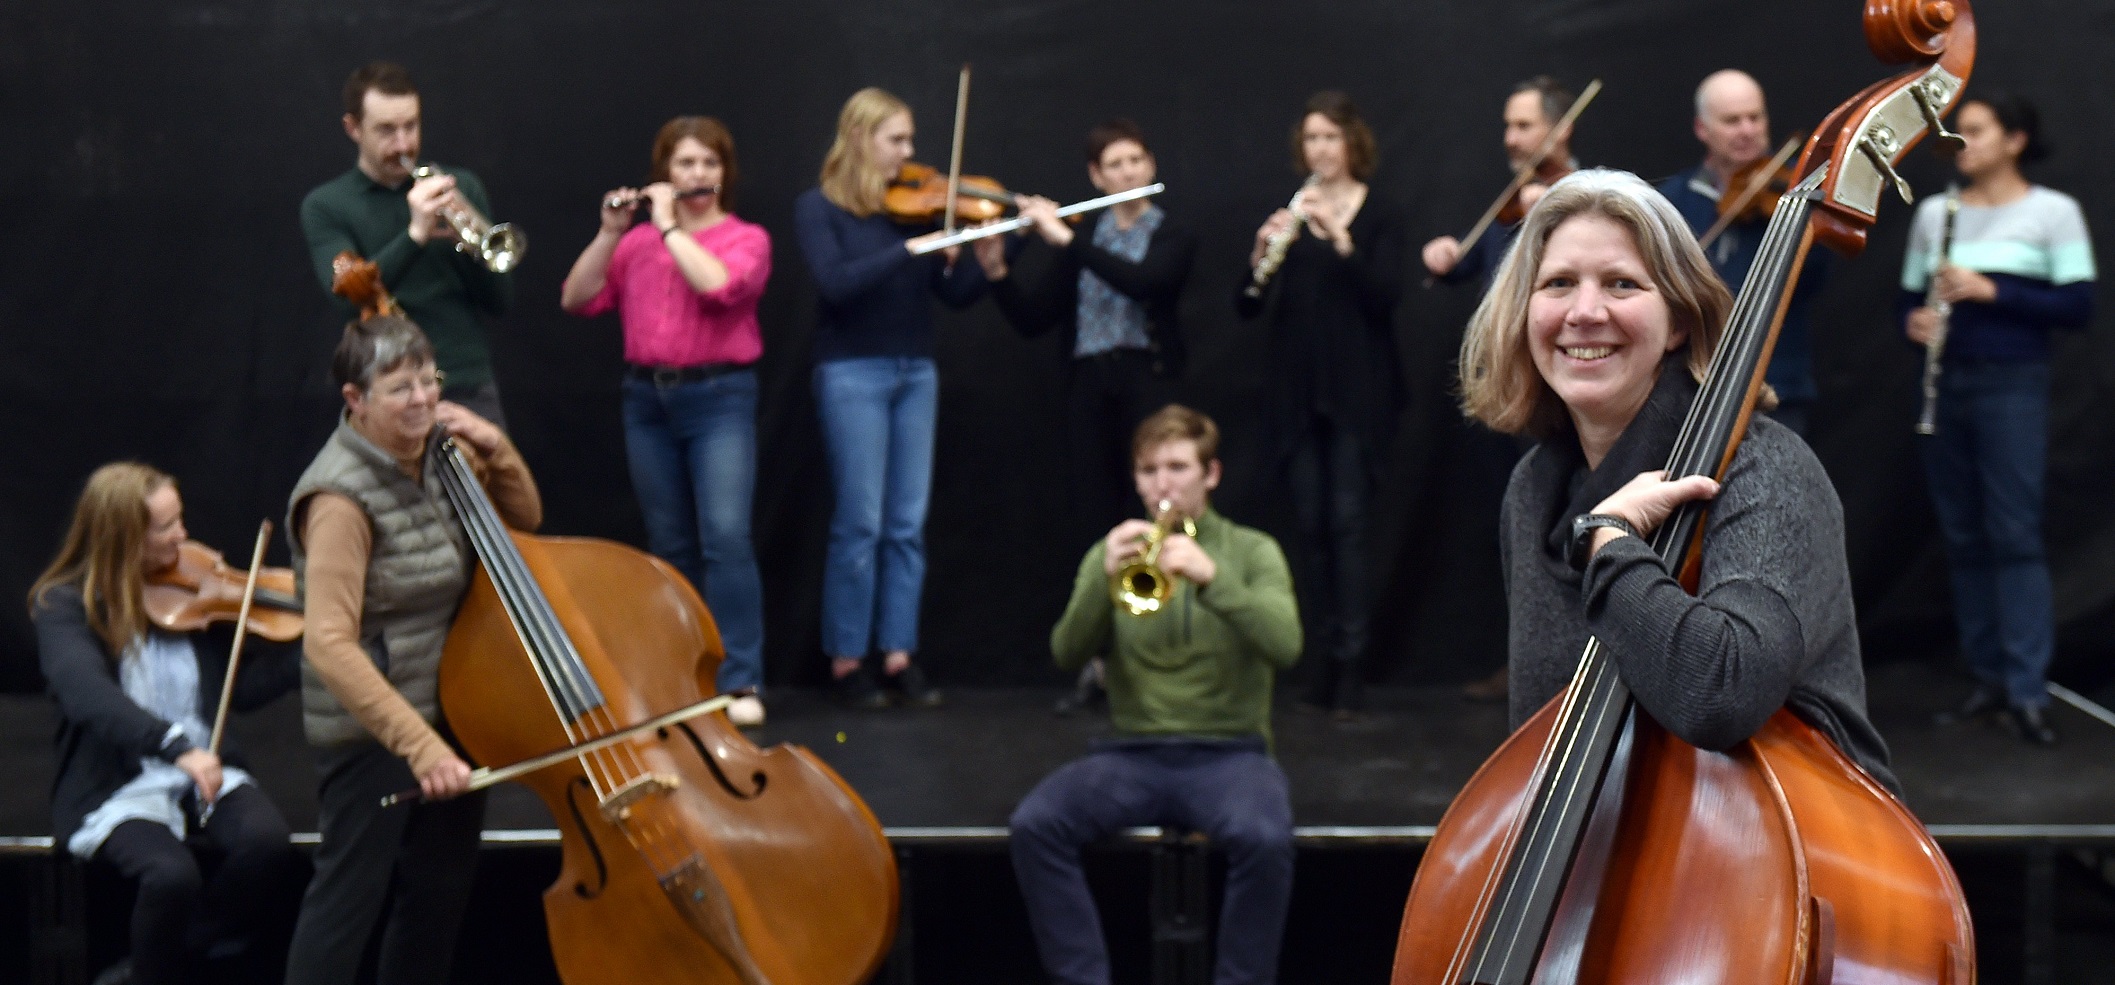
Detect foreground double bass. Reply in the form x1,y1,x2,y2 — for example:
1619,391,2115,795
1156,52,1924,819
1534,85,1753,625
1392,3,1976,984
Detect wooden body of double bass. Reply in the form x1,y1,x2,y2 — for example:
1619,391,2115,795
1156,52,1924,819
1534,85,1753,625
1393,697,1973,984
439,534,897,985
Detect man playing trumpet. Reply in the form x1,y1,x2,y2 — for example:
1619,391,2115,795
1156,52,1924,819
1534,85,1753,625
300,61,515,429
1010,404,1301,985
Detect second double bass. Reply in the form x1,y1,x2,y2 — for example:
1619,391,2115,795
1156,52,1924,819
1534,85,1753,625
1393,2,1977,983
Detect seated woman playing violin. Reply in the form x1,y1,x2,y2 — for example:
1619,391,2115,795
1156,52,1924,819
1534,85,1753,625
281,315,542,985
31,462,306,985
1461,169,1895,790
792,87,987,710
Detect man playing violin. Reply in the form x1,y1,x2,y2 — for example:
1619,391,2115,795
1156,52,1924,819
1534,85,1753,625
1656,70,1826,438
973,119,1197,713
300,61,515,429
31,463,306,985
1011,405,1300,985
1422,76,1579,290
281,316,542,985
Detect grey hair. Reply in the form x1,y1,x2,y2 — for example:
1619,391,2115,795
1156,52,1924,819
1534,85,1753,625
331,315,436,391
1457,168,1737,437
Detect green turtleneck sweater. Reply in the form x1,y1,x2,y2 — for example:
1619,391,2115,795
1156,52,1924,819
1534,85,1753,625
1051,507,1301,741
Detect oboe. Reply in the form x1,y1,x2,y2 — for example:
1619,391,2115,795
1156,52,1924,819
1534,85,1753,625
1244,175,1319,298
1915,186,1961,435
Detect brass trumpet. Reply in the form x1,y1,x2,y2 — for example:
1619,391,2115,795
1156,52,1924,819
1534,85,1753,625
1111,500,1197,617
403,157,526,273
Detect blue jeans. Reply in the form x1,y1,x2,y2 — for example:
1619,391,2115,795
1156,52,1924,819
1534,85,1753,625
813,357,938,658
1920,360,2053,709
1010,739,1295,985
622,370,764,692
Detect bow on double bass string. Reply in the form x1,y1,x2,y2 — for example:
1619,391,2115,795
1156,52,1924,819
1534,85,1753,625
1392,3,1976,984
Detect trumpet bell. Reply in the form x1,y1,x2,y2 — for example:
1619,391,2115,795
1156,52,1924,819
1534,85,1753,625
1112,562,1172,617
476,222,527,273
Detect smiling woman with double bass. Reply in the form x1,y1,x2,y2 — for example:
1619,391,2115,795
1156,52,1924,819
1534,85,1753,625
1393,3,1978,980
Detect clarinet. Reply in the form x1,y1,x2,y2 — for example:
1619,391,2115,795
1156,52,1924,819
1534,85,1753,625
1244,175,1320,298
1915,186,1961,435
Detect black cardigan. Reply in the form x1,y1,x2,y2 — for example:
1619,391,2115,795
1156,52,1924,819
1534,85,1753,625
1235,187,1407,460
35,584,300,843
988,213,1197,378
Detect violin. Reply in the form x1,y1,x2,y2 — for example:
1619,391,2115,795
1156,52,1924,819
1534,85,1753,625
883,161,1016,225
1393,2,1976,982
1495,157,1577,226
1698,134,1807,249
144,540,304,642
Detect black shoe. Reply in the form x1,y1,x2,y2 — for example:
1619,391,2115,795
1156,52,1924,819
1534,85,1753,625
834,664,890,710
90,960,132,985
887,664,944,708
2007,704,2058,746
1330,667,1364,720
1935,685,2005,726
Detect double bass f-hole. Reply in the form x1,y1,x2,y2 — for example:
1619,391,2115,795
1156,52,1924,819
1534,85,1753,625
666,723,768,800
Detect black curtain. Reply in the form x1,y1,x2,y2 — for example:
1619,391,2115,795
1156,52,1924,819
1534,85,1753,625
4,0,2112,694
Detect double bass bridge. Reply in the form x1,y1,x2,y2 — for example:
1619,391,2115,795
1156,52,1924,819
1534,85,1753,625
598,772,680,824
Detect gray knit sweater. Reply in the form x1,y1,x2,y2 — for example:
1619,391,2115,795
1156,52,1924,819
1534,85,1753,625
1500,370,1897,793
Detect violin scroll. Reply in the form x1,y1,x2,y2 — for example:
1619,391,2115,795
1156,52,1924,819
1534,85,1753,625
330,251,404,320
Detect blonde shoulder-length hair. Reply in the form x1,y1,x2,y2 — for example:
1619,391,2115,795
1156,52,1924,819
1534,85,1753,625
29,462,175,656
1458,168,1744,438
819,87,911,217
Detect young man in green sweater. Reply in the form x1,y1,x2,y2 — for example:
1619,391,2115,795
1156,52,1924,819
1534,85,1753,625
300,62,515,429
1011,404,1300,985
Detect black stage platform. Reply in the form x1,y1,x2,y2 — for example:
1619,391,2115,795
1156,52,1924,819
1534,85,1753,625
6,660,2115,984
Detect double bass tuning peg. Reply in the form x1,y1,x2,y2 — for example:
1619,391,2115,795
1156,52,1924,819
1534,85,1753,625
1912,81,1967,154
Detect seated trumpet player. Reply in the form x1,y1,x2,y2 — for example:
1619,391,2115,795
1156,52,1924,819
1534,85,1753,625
1010,404,1301,985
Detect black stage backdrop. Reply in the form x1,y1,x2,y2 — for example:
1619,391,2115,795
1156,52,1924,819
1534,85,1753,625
3,0,2113,695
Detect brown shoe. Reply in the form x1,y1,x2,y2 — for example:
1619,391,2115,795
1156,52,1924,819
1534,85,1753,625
1462,666,1509,703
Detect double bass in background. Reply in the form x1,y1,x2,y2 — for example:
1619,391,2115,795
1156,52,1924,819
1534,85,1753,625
333,256,898,985
1392,2,1977,983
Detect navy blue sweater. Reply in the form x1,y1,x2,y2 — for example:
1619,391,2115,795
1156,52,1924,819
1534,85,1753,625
1659,165,1829,404
793,188,988,362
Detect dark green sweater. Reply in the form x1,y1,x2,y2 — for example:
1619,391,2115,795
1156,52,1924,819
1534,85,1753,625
299,166,514,388
1051,508,1301,741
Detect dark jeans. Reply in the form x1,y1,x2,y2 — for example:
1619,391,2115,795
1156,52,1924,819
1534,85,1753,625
622,370,765,692
442,379,507,434
284,740,487,985
94,785,304,985
1009,738,1294,985
1920,359,2055,708
1287,414,1372,698
1067,349,1171,545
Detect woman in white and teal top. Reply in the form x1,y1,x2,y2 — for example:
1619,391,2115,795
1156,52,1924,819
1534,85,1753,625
1900,92,2095,746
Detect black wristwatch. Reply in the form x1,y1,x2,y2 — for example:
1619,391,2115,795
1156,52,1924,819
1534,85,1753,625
1567,513,1640,571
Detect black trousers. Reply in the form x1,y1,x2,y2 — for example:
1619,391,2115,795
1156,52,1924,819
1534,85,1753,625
283,740,487,985
1066,349,1171,546
93,784,304,985
1287,413,1374,705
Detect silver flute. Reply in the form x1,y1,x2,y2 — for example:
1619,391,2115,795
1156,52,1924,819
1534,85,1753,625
1244,175,1319,299
1915,186,1961,435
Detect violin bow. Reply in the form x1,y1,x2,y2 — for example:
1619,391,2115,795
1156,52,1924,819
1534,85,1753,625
1454,78,1602,258
378,691,744,807
198,518,271,824
1697,134,1806,250
944,63,972,234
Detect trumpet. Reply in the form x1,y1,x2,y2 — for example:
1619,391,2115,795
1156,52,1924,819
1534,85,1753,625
604,185,720,211
403,156,527,273
1110,500,1198,617
1244,174,1318,298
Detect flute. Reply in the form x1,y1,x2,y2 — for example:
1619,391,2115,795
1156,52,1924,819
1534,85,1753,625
604,186,720,210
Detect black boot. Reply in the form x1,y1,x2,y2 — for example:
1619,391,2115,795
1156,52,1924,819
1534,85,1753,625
1053,659,1106,716
1329,661,1364,720
887,663,944,708
834,663,890,710
1934,684,2004,726
2007,704,2058,746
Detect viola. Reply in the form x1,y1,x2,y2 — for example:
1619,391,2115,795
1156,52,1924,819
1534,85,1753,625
883,161,1016,225
144,540,304,642
1392,2,1977,982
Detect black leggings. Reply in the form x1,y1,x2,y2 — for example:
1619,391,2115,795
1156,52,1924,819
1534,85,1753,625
92,784,304,985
